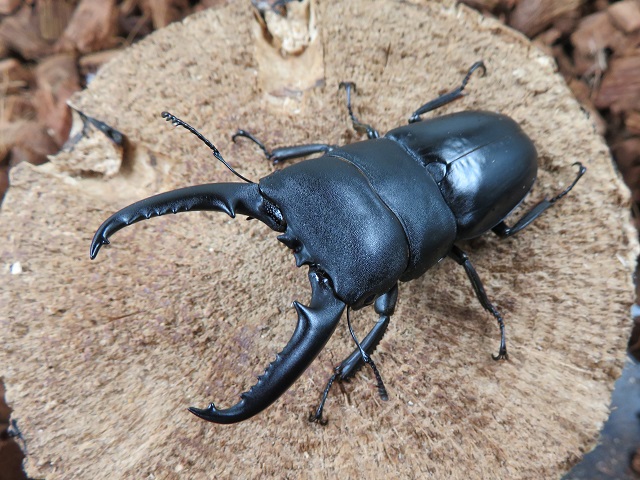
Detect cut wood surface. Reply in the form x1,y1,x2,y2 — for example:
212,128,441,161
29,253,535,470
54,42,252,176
1,1,636,478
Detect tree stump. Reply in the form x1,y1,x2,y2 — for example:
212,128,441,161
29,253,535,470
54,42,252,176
1,1,636,478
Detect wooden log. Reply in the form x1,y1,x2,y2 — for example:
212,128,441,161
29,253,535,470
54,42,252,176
0,1,636,478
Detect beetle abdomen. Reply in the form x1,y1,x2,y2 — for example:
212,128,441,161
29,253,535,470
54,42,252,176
386,111,538,240
259,156,408,307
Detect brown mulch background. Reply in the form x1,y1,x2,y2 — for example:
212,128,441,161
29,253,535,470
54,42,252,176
1,1,639,479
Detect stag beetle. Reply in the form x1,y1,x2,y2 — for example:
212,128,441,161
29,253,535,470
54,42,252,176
90,61,585,425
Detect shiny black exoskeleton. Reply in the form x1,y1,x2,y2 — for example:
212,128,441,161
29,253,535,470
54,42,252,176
89,62,585,424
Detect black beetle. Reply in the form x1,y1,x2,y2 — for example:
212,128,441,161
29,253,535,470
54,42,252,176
90,61,585,424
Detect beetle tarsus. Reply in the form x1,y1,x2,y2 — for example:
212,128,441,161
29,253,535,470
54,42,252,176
492,320,509,360
449,245,509,361
232,129,275,163
365,354,389,401
346,307,388,401
308,369,338,424
548,161,587,205
490,312,508,361
409,60,487,123
233,129,336,165
492,349,508,361
491,161,587,238
339,81,380,139
460,61,487,90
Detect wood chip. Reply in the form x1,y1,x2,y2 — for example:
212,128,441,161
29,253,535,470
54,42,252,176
570,11,626,76
0,0,21,16
1,94,36,123
36,0,76,41
626,110,640,135
56,0,119,54
0,164,7,201
34,53,81,146
0,121,59,167
0,4,52,59
141,0,190,29
0,58,34,95
608,0,640,34
595,54,640,112
613,137,640,202
0,439,25,480
509,0,584,38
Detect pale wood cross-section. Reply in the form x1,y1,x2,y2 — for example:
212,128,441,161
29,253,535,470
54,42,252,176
1,1,636,478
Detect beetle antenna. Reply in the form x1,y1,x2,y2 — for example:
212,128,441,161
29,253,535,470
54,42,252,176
161,112,254,184
346,307,389,401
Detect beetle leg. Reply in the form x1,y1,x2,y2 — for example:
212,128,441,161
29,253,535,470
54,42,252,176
492,162,586,238
345,307,389,400
189,268,346,424
232,130,336,165
231,79,387,163
449,245,508,361
408,61,486,123
309,284,398,424
338,82,380,139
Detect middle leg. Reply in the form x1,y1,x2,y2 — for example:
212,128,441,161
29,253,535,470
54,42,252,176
232,81,382,164
408,61,486,123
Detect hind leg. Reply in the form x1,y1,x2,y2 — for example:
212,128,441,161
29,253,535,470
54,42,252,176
449,245,508,361
492,162,586,238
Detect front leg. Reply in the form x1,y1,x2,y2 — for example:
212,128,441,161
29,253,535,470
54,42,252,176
309,284,398,424
232,130,335,165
